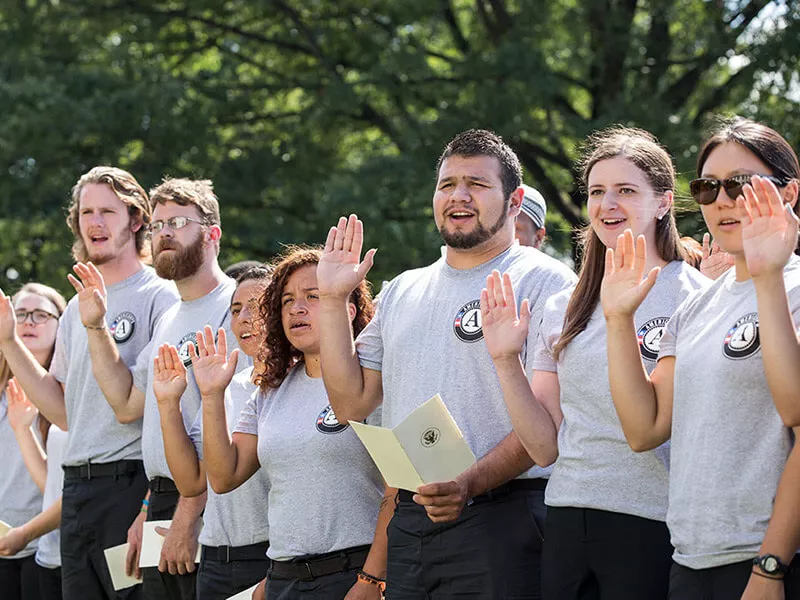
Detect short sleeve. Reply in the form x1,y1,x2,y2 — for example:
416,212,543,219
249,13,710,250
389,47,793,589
522,273,575,373
657,314,679,360
530,291,570,374
234,389,262,436
132,340,154,393
187,410,203,460
49,319,69,384
356,298,385,372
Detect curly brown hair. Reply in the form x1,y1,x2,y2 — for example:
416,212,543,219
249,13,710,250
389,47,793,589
255,246,373,390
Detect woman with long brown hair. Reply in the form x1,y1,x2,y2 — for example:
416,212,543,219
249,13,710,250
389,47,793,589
0,283,66,600
481,127,708,599
198,247,393,599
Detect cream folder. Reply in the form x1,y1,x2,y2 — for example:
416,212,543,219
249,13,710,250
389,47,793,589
103,543,142,590
227,583,260,600
350,394,476,492
0,520,11,536
139,520,202,568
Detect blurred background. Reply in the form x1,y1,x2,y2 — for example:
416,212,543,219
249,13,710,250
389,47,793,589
1,0,798,294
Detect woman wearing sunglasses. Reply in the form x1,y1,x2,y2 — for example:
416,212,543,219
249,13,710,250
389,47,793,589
602,116,800,599
481,127,708,600
0,283,66,600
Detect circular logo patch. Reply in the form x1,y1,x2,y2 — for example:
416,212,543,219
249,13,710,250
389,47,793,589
637,317,668,361
453,300,483,343
723,313,760,360
316,405,349,434
177,332,198,368
421,427,441,448
110,311,136,343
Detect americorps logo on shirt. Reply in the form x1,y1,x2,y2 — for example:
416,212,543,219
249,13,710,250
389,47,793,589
637,317,668,361
453,300,483,343
316,405,349,434
177,332,198,368
723,313,760,360
110,311,136,343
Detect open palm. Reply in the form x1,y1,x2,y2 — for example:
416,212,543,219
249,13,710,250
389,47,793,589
601,230,661,320
153,344,188,407
739,175,799,279
317,214,376,299
190,326,239,397
6,379,37,431
481,270,531,360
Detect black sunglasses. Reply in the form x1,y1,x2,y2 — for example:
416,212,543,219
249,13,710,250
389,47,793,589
689,174,790,205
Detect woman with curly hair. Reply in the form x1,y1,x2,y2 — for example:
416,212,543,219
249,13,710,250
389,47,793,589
200,246,392,600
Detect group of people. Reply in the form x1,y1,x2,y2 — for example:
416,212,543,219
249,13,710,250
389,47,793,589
0,115,797,600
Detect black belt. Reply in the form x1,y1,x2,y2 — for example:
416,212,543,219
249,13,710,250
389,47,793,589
201,541,270,564
149,476,178,494
398,478,547,505
63,460,143,481
269,545,370,581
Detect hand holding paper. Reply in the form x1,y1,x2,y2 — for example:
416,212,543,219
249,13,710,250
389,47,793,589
139,520,201,572
104,543,142,591
0,520,11,537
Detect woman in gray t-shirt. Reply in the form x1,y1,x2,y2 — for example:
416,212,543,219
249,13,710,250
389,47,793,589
602,117,800,599
201,247,392,600
482,127,705,600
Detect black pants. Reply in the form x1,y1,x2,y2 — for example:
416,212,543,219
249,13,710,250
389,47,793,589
266,567,359,599
541,506,672,600
142,485,196,600
197,551,269,600
38,565,63,600
61,463,147,600
386,485,546,599
0,555,39,600
670,556,800,599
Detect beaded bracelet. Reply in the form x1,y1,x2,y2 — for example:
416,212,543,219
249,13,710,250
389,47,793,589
84,324,106,331
357,570,386,592
140,498,149,514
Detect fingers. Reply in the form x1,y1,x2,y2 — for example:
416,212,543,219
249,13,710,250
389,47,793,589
702,233,711,260
203,325,216,355
343,214,358,254
634,234,647,278
66,273,83,293
323,226,337,253
333,216,347,252
613,234,624,270
86,262,107,295
622,229,635,270
491,271,505,308
479,288,490,316
519,298,531,326
739,189,756,224
604,247,614,277
168,345,186,376
125,544,139,578
216,327,227,358
501,272,518,313
7,378,19,401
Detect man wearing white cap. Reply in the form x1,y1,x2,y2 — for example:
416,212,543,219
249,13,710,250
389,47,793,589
516,184,547,249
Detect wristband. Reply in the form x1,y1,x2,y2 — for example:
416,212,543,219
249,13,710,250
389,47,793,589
357,570,386,592
140,498,149,513
84,324,106,331
751,569,784,581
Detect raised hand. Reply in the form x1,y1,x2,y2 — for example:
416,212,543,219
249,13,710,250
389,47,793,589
739,175,800,279
480,270,531,361
189,326,239,397
67,262,108,328
152,344,187,408
0,290,17,345
317,214,376,300
6,379,38,432
700,232,734,280
601,230,660,320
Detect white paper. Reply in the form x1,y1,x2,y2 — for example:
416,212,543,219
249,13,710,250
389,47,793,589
0,520,11,537
350,394,476,492
139,520,201,568
103,543,142,591
227,583,260,600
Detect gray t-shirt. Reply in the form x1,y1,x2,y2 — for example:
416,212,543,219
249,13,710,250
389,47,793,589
356,244,576,478
188,367,270,548
50,267,179,465
659,256,800,570
0,391,42,559
36,425,67,569
234,365,383,560
135,278,249,481
535,261,708,521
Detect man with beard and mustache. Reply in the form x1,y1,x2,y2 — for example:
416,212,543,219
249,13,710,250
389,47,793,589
316,130,576,599
0,166,179,600
82,178,248,600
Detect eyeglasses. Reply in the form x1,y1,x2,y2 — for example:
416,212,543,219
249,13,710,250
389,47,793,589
689,174,790,205
15,309,59,325
147,216,206,234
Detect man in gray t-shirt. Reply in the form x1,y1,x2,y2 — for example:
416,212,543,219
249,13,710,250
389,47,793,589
318,130,575,598
0,167,179,600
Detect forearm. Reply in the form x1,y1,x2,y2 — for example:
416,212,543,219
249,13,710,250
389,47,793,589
171,492,207,532
459,432,535,498
159,405,206,497
202,392,246,493
12,426,47,491
362,486,395,579
86,328,139,420
606,316,664,450
21,498,62,542
1,338,66,428
493,356,558,466
755,273,800,426
318,298,372,422
758,437,800,563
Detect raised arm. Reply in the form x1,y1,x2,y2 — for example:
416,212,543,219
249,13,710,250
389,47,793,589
6,379,47,491
480,270,559,467
153,343,206,497
0,292,66,429
602,230,674,451
68,262,144,423
195,326,260,494
739,176,800,427
317,214,382,422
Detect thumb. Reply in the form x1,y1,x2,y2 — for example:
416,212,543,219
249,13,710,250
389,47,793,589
228,348,240,369
640,266,661,297
154,526,169,538
357,248,377,280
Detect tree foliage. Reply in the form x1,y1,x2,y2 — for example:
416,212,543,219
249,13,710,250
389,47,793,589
1,0,798,294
